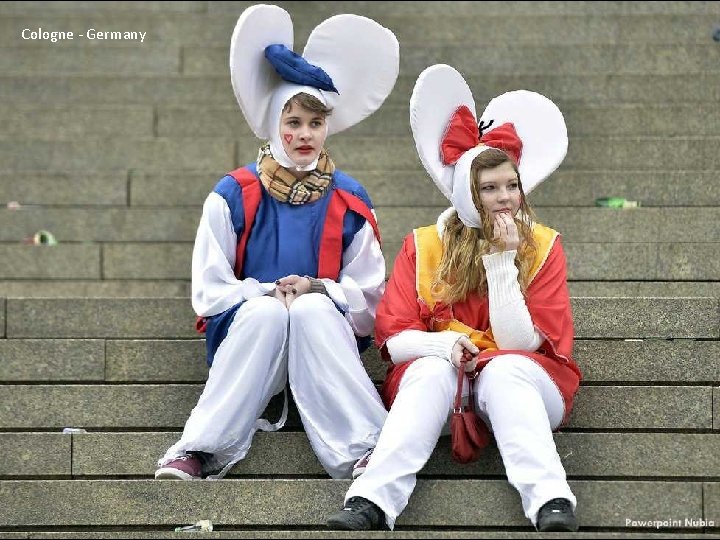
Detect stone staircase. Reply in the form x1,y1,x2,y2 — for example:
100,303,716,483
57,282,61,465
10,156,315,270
0,1,718,537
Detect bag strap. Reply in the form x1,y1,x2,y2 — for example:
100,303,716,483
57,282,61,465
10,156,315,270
454,358,477,413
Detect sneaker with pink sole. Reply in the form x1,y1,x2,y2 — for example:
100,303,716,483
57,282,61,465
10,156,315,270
155,454,202,480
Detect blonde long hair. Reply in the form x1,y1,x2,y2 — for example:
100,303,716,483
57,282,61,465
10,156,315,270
431,148,538,304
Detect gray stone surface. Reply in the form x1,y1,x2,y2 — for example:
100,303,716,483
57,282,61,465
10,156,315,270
705,482,720,527
0,172,127,206
3,13,713,47
105,339,206,382
3,74,719,107
0,385,203,429
162,103,720,139
0,105,153,139
569,386,712,429
0,478,702,528
6,298,196,338
564,243,657,280
186,44,720,76
574,339,720,383
0,384,710,430
569,281,720,297
0,244,99,279
0,138,233,171
6,297,716,339
715,388,720,431
72,431,720,479
658,243,720,280
126,169,720,209
103,244,192,279
206,1,720,16
0,75,236,106
98,338,720,384
0,298,4,338
0,433,70,476
0,46,180,75
0,339,104,381
0,208,201,242
572,297,719,339
529,171,720,207
129,170,222,206
0,1,206,13
0,280,190,298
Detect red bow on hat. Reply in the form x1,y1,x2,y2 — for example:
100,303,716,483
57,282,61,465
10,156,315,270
440,105,522,166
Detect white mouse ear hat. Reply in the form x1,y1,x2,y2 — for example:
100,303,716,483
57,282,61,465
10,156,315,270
409,64,568,228
230,4,399,141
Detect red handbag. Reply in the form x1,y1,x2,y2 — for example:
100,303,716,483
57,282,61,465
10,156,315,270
450,357,490,464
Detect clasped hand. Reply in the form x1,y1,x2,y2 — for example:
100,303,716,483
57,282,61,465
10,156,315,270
271,274,312,308
451,336,480,373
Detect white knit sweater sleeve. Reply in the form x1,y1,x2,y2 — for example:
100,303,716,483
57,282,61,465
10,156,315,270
385,329,466,365
482,250,543,351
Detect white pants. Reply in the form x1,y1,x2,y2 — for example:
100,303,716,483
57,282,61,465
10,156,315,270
159,294,387,479
346,354,575,529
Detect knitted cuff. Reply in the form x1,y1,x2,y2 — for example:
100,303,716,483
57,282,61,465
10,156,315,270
306,276,328,296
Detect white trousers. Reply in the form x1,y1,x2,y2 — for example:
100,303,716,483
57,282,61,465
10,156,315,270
346,354,575,529
159,294,387,479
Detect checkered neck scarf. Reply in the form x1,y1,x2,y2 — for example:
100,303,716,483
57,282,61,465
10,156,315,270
257,143,334,205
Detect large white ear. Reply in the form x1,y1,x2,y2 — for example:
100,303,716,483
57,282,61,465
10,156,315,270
303,14,399,136
409,64,476,201
479,90,568,193
229,4,293,139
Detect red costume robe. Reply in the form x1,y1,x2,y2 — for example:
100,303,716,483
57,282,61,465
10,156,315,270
376,223,582,424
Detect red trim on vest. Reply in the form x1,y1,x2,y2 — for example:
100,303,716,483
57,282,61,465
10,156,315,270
318,190,381,280
228,167,262,277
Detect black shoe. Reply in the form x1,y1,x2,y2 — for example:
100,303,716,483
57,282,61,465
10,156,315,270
536,498,578,532
326,496,387,530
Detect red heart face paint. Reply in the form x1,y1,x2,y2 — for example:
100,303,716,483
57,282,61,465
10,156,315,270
283,134,293,144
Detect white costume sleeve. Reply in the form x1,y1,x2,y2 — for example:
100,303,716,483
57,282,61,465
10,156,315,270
191,192,274,317
322,212,386,337
385,329,466,365
482,250,543,351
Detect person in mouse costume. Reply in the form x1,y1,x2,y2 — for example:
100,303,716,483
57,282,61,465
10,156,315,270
327,64,582,532
156,4,399,481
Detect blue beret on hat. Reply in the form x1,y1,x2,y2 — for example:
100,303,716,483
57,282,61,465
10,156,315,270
265,44,339,93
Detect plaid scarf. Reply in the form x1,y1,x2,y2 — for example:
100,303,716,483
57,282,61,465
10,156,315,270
257,143,335,205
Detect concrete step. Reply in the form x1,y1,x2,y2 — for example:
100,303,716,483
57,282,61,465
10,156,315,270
3,103,716,140
0,383,714,431
1,74,718,106
2,207,718,244
1,280,717,300
2,431,719,480
2,297,717,339
186,44,720,77
0,1,206,14
0,46,180,75
2,0,718,16
4,14,716,46
9,169,705,208
0,280,190,298
0,478,712,530
146,104,720,139
1,136,717,171
2,43,717,76
0,171,128,206
207,1,720,17
0,532,710,540
3,240,718,281
1,338,717,385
